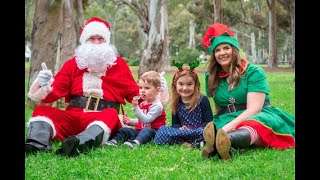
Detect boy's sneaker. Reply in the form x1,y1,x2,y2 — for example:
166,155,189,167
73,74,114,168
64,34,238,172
124,140,138,148
105,139,118,146
192,140,206,149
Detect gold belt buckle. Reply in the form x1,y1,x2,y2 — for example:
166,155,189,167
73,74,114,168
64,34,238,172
227,103,236,113
85,94,100,111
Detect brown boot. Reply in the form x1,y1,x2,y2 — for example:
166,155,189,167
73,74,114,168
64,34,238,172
201,122,218,158
216,128,251,161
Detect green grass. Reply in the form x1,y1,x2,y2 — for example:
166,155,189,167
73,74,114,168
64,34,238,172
25,64,295,179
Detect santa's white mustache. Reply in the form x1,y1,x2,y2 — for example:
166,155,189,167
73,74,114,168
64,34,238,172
75,42,118,73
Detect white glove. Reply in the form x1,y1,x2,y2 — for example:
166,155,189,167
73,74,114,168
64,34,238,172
159,71,167,91
159,71,169,104
38,62,53,87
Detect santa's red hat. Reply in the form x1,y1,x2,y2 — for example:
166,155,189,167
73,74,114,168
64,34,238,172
79,17,111,44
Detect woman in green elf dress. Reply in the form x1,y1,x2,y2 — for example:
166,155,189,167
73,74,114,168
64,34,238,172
200,23,295,161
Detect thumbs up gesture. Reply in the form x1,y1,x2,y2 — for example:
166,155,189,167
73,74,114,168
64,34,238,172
38,62,53,87
159,71,167,92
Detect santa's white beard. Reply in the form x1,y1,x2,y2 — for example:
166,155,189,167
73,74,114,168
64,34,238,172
75,42,118,76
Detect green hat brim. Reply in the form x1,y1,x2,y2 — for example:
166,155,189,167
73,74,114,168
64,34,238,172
208,35,239,54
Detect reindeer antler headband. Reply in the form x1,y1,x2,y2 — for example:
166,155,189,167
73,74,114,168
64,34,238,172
172,59,200,76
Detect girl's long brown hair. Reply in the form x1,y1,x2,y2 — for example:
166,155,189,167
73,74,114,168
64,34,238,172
207,46,242,97
169,69,201,114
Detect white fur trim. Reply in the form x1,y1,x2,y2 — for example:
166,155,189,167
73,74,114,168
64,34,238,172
28,78,53,102
28,116,57,137
87,121,111,144
79,21,111,45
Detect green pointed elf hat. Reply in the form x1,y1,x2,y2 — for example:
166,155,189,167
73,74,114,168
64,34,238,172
202,23,239,54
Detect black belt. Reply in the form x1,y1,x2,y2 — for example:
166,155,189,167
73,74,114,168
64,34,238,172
216,101,270,116
68,95,120,112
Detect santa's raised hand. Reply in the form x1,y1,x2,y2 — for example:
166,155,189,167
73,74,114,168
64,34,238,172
38,62,53,87
159,71,169,104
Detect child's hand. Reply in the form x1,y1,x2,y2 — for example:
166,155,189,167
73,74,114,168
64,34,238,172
132,96,140,107
123,114,130,125
179,125,188,130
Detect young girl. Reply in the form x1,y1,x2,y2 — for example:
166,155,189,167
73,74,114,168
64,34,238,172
105,71,166,148
153,64,213,147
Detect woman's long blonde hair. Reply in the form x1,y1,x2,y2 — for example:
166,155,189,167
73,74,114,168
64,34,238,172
169,69,201,114
207,46,242,97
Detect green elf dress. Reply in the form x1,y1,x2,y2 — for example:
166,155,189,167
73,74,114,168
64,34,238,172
205,59,295,149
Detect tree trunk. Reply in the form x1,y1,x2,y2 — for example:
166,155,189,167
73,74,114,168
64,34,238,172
28,0,84,107
267,0,278,68
257,31,261,63
214,0,222,23
109,0,170,77
188,20,196,50
138,0,169,77
251,32,257,64
290,0,295,68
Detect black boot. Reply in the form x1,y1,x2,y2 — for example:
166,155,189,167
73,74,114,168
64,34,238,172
56,125,104,157
25,121,53,154
201,121,218,158
215,128,251,161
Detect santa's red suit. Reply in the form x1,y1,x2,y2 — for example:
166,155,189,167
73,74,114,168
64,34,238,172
29,56,139,141
25,17,141,156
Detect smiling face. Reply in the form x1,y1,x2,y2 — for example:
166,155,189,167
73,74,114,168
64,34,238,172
214,43,233,71
176,75,195,101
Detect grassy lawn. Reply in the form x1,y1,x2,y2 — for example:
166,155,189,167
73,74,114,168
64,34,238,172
25,63,295,179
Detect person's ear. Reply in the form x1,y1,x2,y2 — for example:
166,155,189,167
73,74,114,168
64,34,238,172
156,87,161,93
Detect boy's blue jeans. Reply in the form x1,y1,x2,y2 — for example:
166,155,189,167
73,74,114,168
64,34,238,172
111,127,157,144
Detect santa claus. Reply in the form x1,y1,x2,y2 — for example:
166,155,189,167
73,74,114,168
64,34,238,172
25,17,166,157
